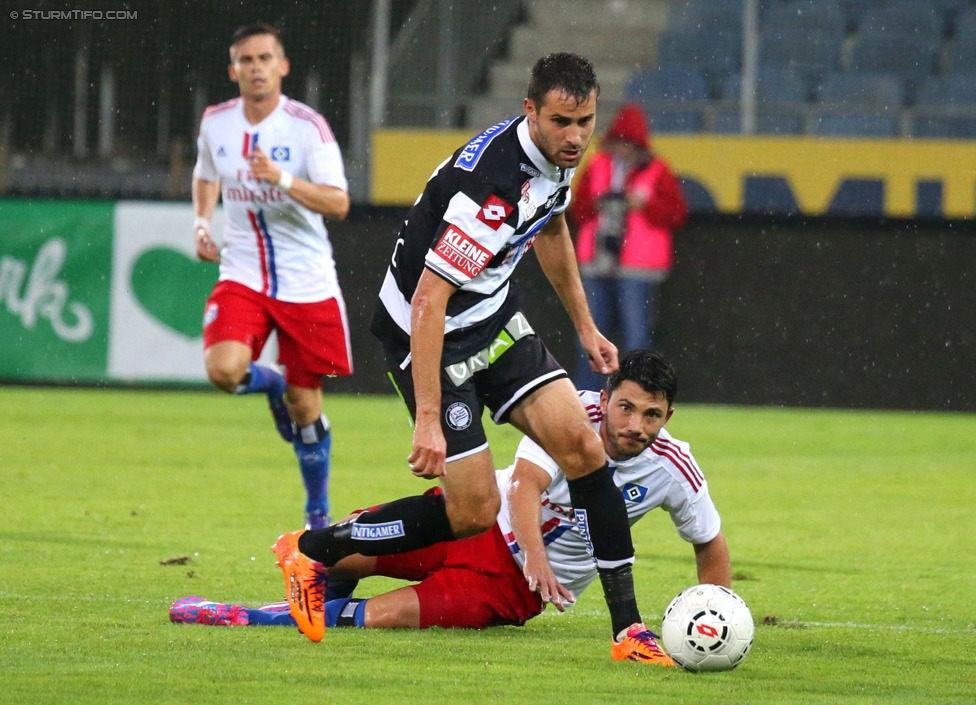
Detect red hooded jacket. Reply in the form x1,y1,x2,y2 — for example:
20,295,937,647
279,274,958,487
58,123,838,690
571,104,687,274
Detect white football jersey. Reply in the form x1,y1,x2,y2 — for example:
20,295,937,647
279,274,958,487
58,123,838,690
494,390,722,604
194,95,348,303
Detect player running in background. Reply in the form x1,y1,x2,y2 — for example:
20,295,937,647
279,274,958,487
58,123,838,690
192,24,352,530
271,53,644,647
172,351,731,665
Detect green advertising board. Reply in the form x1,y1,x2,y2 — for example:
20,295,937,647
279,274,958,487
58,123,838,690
0,201,114,381
0,200,235,385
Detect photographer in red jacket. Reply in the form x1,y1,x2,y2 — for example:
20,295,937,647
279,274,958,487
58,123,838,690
571,103,687,390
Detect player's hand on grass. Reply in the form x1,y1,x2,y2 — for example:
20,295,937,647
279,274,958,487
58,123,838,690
524,552,573,612
407,416,447,479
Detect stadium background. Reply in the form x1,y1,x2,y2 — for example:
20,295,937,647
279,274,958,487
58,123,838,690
1,0,974,410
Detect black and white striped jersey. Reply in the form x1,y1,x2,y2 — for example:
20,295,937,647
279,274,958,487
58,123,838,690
370,116,575,365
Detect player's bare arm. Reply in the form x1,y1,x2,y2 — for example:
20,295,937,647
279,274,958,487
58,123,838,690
533,212,618,375
406,268,457,479
247,145,350,220
507,458,574,611
694,531,732,588
192,176,221,262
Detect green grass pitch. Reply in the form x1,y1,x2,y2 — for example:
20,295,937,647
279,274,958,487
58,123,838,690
1,387,974,704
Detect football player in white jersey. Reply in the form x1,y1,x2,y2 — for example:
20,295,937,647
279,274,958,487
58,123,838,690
192,24,352,531
171,350,731,665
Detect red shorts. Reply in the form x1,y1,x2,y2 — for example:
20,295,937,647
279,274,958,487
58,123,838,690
375,524,544,629
203,280,353,388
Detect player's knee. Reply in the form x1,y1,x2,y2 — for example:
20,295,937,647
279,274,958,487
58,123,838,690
205,358,246,393
445,489,500,539
558,430,607,480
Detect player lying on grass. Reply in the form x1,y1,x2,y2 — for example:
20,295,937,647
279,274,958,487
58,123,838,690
171,350,730,664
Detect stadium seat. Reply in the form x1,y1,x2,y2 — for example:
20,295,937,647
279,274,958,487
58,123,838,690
858,2,947,41
666,0,744,32
646,110,706,133
759,30,844,81
656,28,741,81
712,110,806,136
952,5,976,38
625,67,709,103
911,116,976,139
721,68,810,104
915,73,976,107
848,30,937,80
762,1,847,38
940,36,976,75
809,113,900,137
816,73,905,109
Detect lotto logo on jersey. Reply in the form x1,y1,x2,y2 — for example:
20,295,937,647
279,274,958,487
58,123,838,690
435,225,492,279
476,194,514,231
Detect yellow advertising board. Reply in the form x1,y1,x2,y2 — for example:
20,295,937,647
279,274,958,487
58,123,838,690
371,129,976,218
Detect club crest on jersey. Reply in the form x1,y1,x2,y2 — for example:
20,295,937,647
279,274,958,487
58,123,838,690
622,483,648,504
455,117,517,172
270,146,290,161
545,186,568,211
435,225,492,279
520,181,537,220
476,194,514,231
445,402,473,431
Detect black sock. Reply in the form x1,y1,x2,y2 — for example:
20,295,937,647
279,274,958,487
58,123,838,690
567,464,639,635
298,492,455,565
599,564,642,637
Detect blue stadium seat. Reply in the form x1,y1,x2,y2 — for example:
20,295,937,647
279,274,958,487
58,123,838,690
911,116,976,139
712,110,806,136
810,113,900,137
647,110,706,133
952,5,976,38
626,67,708,133
915,73,976,106
656,28,741,79
858,1,946,40
759,29,844,80
625,67,709,102
666,0,744,32
762,1,847,38
848,30,937,80
721,68,810,103
941,36,976,74
817,73,905,109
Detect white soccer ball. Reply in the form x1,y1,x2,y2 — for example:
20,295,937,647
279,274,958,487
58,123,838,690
661,583,754,672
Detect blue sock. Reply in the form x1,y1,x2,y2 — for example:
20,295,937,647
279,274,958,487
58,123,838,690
294,417,331,523
325,598,367,628
236,362,284,396
243,603,297,627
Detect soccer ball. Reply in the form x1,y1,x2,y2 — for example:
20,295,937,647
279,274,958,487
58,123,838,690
661,584,754,672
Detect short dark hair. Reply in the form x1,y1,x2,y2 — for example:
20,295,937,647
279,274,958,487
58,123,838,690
527,52,600,107
230,23,285,54
605,349,678,407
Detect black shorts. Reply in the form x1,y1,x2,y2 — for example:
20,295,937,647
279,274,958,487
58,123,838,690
384,313,567,462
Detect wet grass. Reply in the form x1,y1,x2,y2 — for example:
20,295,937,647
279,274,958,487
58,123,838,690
1,388,974,704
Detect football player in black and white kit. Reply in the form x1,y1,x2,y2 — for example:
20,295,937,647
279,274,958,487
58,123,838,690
275,53,645,647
